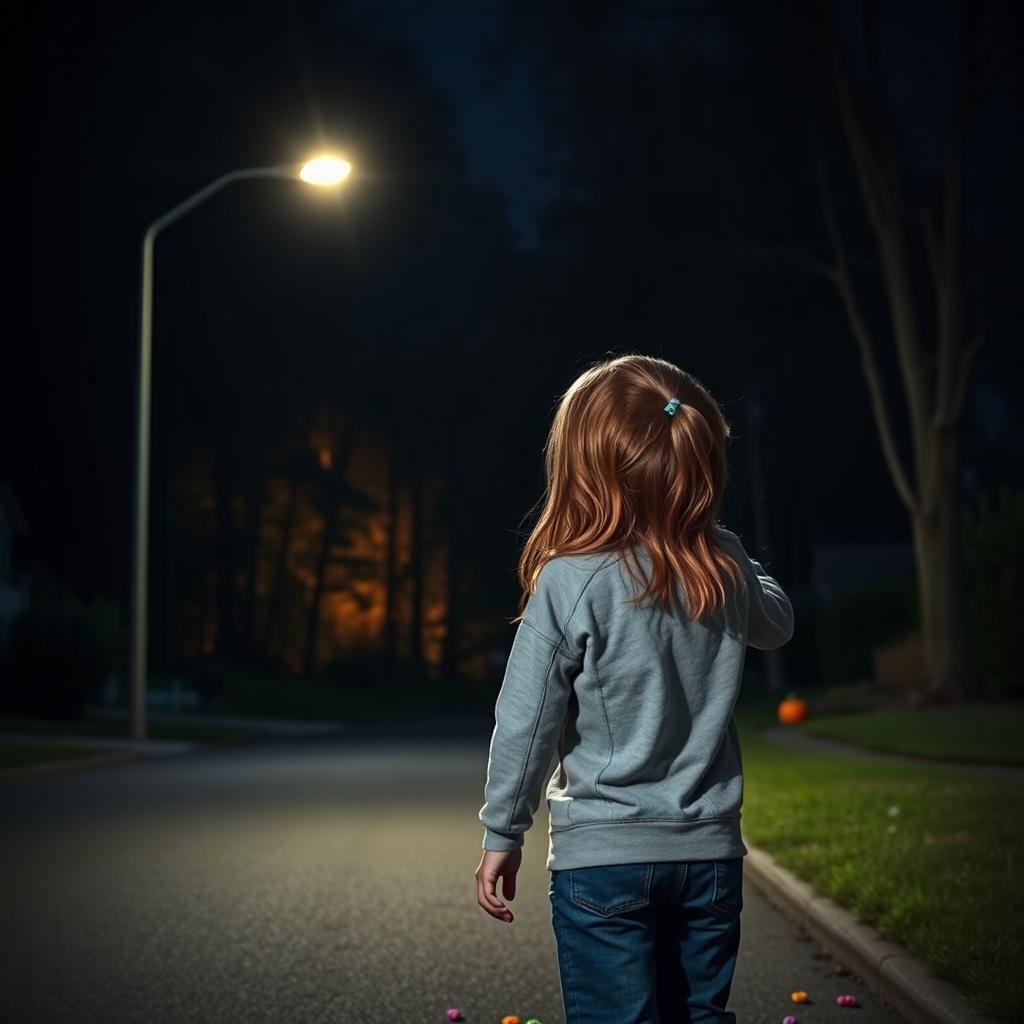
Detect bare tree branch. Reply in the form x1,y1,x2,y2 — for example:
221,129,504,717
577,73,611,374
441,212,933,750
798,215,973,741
614,0,758,22
969,0,1024,108
812,132,919,513
941,331,986,430
824,0,936,510
919,204,942,300
934,286,990,429
931,0,971,452
862,0,900,180
822,0,892,230
722,228,839,281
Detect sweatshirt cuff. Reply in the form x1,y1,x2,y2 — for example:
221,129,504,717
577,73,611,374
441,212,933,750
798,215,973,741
482,827,525,852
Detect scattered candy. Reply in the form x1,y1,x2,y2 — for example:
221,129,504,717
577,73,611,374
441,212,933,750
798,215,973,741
837,994,859,1007
446,1012,464,1022
783,1016,798,1024
790,991,810,1003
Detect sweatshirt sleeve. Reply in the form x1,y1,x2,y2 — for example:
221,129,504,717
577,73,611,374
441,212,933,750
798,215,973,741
478,559,586,852
744,553,795,651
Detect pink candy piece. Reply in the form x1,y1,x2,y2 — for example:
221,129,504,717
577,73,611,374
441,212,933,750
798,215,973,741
783,1016,799,1024
446,1011,465,1022
837,994,858,1007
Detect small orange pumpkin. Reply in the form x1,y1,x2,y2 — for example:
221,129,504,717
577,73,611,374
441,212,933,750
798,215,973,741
777,693,809,725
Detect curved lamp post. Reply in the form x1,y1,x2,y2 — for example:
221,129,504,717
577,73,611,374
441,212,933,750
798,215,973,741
129,155,352,739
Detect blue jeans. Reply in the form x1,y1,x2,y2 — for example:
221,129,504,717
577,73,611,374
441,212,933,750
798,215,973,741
548,858,743,1024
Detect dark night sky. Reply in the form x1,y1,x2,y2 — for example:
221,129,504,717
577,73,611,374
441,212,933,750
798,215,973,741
345,0,559,249
346,1,981,244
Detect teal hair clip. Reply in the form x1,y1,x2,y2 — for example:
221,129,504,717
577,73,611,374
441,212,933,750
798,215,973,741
663,397,682,416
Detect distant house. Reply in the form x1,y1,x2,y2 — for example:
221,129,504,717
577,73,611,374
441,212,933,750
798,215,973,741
811,541,915,603
0,479,31,648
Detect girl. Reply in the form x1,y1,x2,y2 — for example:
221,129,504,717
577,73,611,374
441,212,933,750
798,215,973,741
475,353,794,1024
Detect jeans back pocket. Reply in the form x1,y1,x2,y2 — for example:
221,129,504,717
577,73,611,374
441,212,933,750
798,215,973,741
569,862,655,917
710,857,744,915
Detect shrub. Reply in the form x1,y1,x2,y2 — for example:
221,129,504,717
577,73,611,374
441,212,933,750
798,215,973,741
963,484,1024,698
815,579,919,686
185,655,230,710
322,649,427,691
0,587,122,719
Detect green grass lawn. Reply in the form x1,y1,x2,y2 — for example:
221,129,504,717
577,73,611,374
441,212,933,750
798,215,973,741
796,704,1024,765
0,744,127,770
735,702,1022,1023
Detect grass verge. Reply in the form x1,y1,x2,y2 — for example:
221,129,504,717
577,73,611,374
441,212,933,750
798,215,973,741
736,704,1021,1023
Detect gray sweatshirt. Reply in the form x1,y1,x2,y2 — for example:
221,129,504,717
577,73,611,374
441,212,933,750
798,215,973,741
478,526,794,871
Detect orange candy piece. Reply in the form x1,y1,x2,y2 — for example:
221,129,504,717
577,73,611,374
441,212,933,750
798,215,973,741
502,1018,522,1024
790,991,810,1003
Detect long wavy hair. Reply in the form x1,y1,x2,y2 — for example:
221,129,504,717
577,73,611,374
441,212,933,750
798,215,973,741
514,353,746,625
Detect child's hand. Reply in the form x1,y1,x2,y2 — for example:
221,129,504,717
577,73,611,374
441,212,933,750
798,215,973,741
475,848,521,924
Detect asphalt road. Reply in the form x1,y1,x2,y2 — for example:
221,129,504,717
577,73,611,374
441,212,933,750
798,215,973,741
0,726,906,1023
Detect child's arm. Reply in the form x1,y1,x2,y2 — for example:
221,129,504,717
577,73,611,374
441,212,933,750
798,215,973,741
717,526,794,650
479,559,586,852
745,553,795,651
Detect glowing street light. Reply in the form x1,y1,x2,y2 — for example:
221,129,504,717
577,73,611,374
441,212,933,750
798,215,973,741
129,155,352,739
299,155,352,186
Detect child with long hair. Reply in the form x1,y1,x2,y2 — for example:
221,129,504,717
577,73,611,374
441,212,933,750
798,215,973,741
475,353,794,1023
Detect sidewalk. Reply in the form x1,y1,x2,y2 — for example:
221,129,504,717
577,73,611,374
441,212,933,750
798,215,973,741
748,724,1014,1024
83,707,354,737
0,732,200,755
759,725,1024,781
0,710,355,779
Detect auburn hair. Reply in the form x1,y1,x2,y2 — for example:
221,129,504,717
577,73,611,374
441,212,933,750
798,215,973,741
514,353,746,625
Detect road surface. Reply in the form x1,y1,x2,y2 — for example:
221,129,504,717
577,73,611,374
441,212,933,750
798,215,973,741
0,723,904,1023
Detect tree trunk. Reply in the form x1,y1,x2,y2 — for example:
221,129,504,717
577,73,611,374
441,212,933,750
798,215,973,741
303,415,358,677
812,0,982,703
240,462,264,663
384,420,401,669
260,477,298,662
910,427,970,705
303,475,337,677
213,425,236,659
441,409,464,683
409,448,425,676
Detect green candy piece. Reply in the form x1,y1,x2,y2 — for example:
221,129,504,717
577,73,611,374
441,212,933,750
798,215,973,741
525,1020,543,1024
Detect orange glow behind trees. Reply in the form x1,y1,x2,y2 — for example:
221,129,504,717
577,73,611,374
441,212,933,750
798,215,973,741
175,415,494,683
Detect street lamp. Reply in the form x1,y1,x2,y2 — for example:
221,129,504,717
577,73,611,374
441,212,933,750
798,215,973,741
129,154,352,740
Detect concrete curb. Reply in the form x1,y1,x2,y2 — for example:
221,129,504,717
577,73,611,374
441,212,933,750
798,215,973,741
744,842,1002,1024
0,732,201,754
0,728,210,782
84,707,355,738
